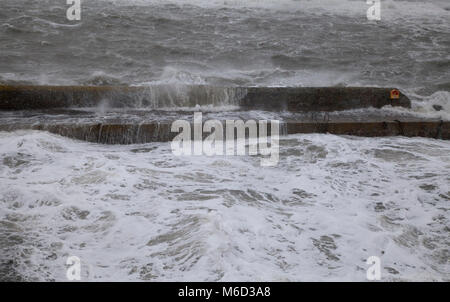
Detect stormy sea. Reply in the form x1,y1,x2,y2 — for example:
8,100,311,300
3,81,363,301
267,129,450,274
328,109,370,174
0,0,449,281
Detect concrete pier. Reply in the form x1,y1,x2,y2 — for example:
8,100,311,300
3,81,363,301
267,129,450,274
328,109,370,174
0,118,447,144
0,85,447,142
0,85,410,111
240,87,411,111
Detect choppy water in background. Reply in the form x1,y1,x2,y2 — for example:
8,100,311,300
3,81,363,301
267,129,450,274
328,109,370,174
1,0,449,114
0,0,450,281
0,0,449,92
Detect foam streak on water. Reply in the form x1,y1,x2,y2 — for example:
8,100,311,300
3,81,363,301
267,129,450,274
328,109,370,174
0,130,448,281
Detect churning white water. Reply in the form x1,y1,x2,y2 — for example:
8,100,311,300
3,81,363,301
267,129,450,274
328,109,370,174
0,130,448,281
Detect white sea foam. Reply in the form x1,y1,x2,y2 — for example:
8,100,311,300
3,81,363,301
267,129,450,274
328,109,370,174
0,130,448,281
384,90,450,120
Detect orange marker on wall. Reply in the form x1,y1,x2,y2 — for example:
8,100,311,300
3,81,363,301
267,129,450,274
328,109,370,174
390,89,400,99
